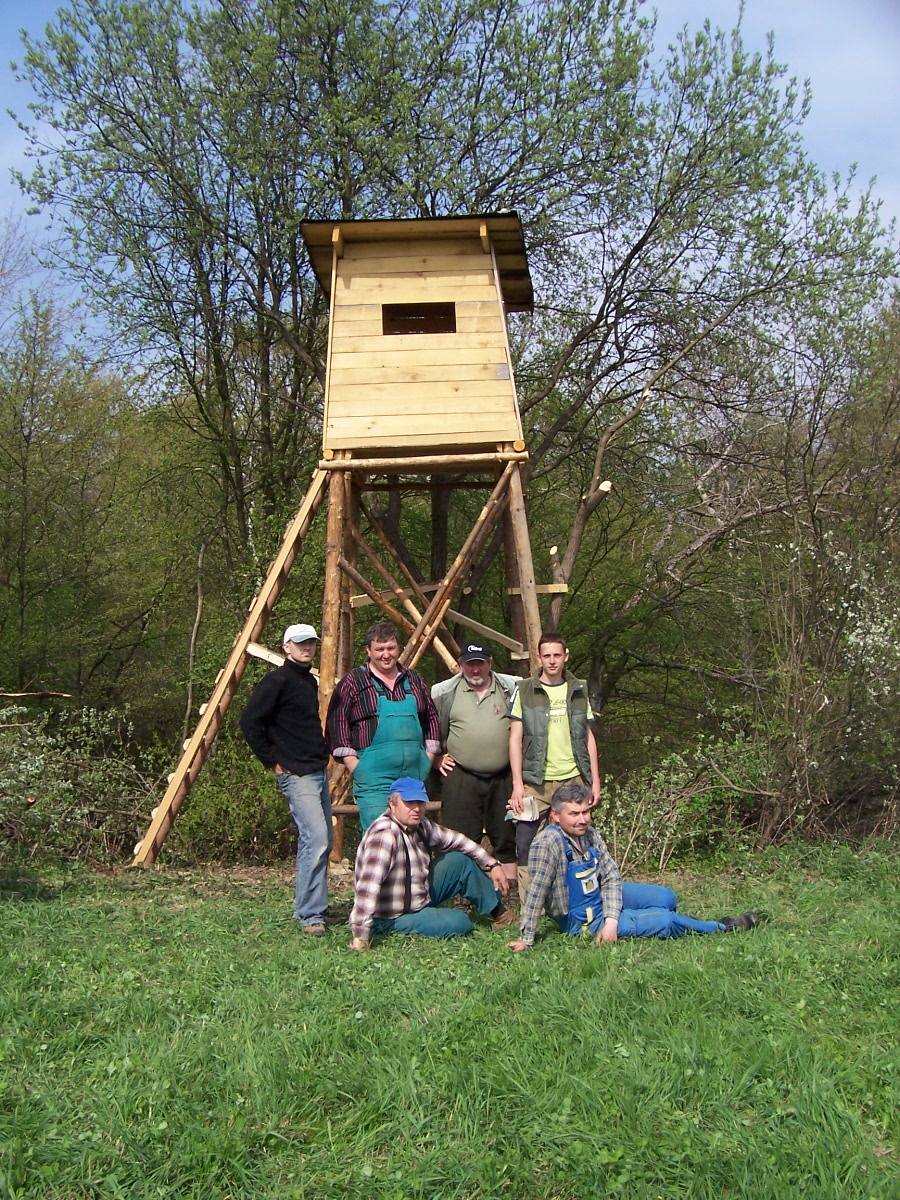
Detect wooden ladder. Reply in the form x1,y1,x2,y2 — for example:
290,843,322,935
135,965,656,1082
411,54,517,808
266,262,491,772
132,470,329,866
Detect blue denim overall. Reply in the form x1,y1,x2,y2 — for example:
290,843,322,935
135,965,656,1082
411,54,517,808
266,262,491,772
554,827,605,935
554,827,725,939
352,676,432,830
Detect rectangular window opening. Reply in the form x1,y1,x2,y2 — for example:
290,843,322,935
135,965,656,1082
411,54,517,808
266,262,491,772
382,302,456,335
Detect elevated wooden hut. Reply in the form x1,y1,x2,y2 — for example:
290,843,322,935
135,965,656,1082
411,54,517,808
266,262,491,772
300,214,532,455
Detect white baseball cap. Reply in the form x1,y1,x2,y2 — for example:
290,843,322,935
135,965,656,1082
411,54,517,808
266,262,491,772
283,623,319,643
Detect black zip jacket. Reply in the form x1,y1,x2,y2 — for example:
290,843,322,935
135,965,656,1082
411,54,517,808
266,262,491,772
239,660,329,775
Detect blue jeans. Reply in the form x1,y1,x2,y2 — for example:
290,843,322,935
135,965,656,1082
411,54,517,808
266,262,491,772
558,882,724,938
275,770,332,926
371,851,501,940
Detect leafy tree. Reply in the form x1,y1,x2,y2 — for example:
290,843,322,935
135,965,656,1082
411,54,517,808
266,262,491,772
9,0,898,843
0,289,207,725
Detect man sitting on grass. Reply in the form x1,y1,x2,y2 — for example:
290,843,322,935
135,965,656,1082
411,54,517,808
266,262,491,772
350,777,516,950
507,782,759,952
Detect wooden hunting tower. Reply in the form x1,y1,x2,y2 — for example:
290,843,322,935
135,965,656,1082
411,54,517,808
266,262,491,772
134,212,549,866
302,214,532,455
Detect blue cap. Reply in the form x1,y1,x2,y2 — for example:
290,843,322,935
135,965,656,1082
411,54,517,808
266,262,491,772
390,777,428,802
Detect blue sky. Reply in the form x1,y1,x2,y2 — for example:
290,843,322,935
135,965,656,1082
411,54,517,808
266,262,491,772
1,0,898,237
655,0,900,231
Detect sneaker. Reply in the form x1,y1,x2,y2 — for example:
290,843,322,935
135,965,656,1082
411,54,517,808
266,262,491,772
719,911,761,932
303,923,327,937
491,905,518,931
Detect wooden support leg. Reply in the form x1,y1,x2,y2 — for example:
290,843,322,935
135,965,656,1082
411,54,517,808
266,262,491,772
339,473,357,671
318,464,347,720
331,475,359,864
320,466,347,865
132,469,329,866
503,503,529,675
507,463,542,675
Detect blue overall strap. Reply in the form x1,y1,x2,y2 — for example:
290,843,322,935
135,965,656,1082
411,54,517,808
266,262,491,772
554,826,603,934
553,824,574,864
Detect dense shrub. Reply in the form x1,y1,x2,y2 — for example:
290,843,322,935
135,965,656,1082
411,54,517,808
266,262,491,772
602,732,776,872
602,721,900,872
0,705,163,863
166,725,297,864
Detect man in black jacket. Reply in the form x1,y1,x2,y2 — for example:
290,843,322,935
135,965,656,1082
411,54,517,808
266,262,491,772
240,623,331,935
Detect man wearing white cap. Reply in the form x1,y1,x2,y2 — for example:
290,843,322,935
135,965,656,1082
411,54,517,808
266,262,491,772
240,623,332,936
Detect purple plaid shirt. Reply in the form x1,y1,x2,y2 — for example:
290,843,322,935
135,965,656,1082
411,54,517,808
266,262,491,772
326,663,441,761
350,814,497,940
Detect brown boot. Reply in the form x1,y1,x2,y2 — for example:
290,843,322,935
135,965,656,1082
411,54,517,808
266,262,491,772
491,904,518,931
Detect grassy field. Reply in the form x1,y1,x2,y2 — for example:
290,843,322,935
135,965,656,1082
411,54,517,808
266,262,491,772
1,842,898,1200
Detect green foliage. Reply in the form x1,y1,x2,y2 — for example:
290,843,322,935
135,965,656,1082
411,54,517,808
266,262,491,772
602,730,772,872
1,849,899,1197
168,725,296,865
0,291,212,733
0,705,163,863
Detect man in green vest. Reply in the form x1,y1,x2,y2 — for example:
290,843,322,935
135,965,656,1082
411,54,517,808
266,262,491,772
508,633,601,893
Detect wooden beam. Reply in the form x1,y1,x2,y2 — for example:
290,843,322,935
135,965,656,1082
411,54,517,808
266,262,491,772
357,480,493,491
0,690,72,699
338,558,416,636
243,644,322,673
360,498,431,606
321,451,528,471
444,608,524,655
402,463,515,669
349,581,471,608
506,583,569,595
347,523,458,670
331,801,441,817
132,469,329,866
247,642,285,667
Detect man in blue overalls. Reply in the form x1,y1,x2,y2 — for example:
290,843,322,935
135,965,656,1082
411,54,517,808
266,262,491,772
326,622,441,830
508,783,759,951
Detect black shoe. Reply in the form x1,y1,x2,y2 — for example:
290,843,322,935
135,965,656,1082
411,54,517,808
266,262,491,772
719,911,761,932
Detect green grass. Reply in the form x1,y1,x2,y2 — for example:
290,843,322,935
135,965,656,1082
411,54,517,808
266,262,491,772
1,843,899,1199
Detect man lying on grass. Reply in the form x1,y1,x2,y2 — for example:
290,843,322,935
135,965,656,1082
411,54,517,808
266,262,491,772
507,782,759,952
350,777,516,950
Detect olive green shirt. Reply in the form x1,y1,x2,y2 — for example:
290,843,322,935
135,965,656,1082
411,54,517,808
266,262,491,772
446,675,512,775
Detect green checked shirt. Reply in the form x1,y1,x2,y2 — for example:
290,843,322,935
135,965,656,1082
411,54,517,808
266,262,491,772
519,824,623,946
